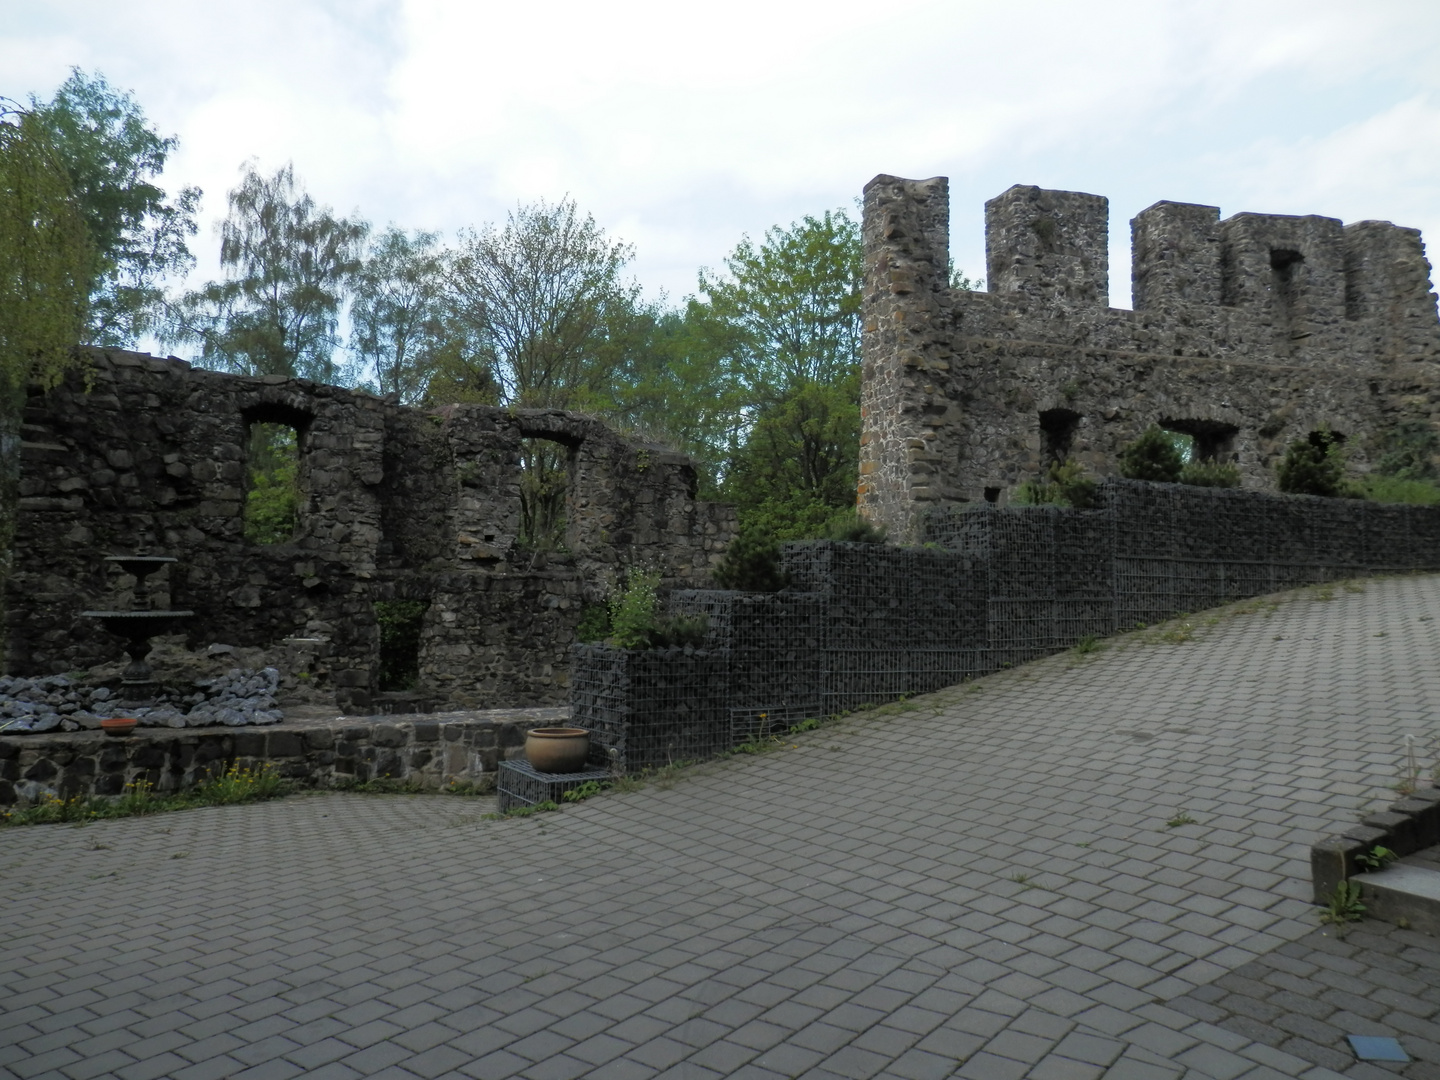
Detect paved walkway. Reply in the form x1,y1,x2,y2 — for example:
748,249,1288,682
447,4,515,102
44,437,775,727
3,577,1440,1080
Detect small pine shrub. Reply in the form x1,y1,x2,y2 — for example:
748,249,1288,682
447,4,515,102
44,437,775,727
1013,459,1098,508
1118,426,1184,482
821,512,887,544
646,613,710,649
1178,460,1240,488
1277,429,1360,498
713,529,788,592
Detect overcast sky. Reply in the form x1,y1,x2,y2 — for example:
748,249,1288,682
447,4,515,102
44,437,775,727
7,0,1440,319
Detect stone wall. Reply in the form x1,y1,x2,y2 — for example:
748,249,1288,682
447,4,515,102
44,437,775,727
9,350,736,709
0,713,557,804
859,176,1440,539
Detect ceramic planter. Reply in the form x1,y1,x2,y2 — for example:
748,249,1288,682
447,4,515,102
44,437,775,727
524,727,590,773
100,717,138,737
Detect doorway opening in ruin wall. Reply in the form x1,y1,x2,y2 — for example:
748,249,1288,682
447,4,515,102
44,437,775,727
1159,418,1240,464
1039,408,1082,464
243,406,311,545
517,435,577,552
375,599,430,691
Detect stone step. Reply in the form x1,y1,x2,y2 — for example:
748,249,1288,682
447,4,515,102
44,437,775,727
1354,857,1440,934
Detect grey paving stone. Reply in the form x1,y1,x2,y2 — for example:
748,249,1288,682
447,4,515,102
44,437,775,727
11,578,1440,1080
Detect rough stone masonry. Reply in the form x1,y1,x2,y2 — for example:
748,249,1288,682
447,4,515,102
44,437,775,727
8,350,736,711
859,176,1440,539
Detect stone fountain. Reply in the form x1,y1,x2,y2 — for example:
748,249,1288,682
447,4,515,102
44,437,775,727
82,555,193,701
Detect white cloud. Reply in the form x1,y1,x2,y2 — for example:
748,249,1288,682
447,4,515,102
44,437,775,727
5,0,1440,312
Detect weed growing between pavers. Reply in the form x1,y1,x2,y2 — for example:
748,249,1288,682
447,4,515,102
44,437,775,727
1319,881,1367,933
1,762,289,827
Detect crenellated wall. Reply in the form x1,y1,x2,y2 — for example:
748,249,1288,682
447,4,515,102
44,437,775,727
859,176,1440,539
9,349,736,710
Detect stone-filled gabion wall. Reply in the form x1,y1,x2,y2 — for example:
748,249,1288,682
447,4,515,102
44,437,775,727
9,348,736,712
859,175,1440,540
570,477,1440,766
568,644,729,772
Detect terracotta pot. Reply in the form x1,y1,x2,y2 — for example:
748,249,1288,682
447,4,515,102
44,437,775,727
101,717,138,737
525,727,590,773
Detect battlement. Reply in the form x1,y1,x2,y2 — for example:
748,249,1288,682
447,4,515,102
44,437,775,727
859,175,1440,539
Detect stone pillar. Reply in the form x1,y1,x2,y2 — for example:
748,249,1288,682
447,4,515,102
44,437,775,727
1343,220,1440,365
985,185,1108,305
1131,201,1221,312
859,174,953,540
1219,212,1347,360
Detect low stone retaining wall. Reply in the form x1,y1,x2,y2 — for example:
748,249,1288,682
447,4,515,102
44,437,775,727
0,708,567,804
1311,784,1440,901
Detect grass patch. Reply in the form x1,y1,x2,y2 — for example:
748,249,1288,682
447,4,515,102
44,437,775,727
1,763,289,827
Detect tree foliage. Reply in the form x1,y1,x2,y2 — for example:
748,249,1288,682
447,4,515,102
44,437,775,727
444,197,636,410
1277,429,1358,498
350,227,475,403
0,103,91,393
27,69,199,347
1118,425,1185,483
169,162,367,381
692,211,863,533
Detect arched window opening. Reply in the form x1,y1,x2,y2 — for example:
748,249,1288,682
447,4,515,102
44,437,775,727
244,419,303,544
518,436,574,551
1160,418,1240,464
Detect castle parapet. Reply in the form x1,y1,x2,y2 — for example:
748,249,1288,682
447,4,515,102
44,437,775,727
985,185,1109,305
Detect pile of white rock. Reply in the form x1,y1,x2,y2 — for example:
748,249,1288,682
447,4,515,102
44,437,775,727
0,667,284,734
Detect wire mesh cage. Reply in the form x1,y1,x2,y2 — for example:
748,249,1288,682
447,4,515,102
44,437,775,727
572,486,1440,773
496,759,613,814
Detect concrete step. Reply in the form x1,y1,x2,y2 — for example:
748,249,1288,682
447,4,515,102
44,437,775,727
1355,854,1440,934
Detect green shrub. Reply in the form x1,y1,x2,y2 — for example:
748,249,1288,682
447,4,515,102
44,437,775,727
821,511,887,544
713,528,789,591
646,613,710,648
1277,429,1361,498
1178,460,1240,488
1361,474,1440,505
1118,425,1184,482
607,570,661,649
575,603,611,643
1014,459,1098,508
1375,420,1438,480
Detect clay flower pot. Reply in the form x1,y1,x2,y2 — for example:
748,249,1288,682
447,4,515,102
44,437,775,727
100,717,139,737
524,727,590,773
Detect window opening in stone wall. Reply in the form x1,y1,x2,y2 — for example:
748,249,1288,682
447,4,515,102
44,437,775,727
1160,419,1239,463
375,599,430,691
1038,408,1082,464
1270,249,1306,341
244,421,302,544
518,436,572,552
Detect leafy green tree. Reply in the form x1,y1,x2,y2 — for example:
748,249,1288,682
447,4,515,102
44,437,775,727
445,197,636,409
692,210,863,534
0,103,91,391
350,227,475,403
443,198,639,549
169,162,367,381
0,102,92,597
28,69,199,347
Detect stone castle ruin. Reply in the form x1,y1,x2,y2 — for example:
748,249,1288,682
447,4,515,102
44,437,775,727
9,349,735,712
858,175,1440,539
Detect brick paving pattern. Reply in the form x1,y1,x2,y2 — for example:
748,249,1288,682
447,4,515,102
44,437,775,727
3,576,1439,1079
